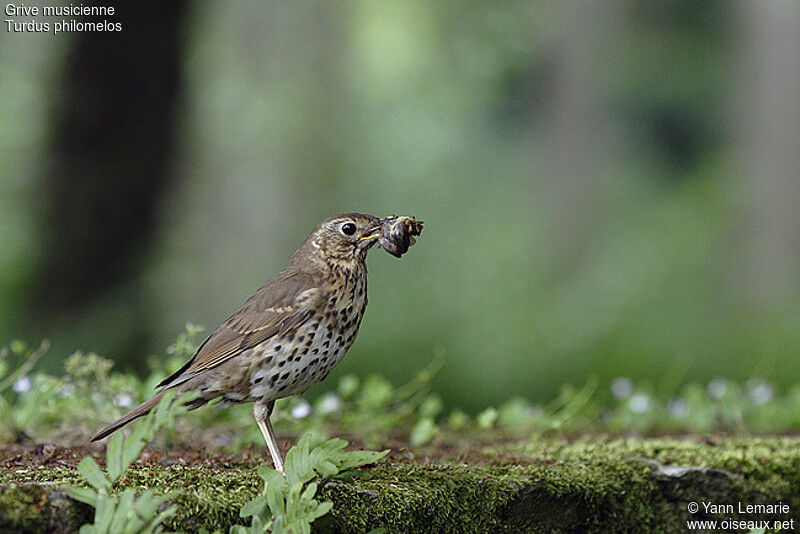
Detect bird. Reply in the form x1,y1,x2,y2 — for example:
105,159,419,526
91,213,397,473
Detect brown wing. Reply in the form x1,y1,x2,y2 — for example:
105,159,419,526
158,268,324,389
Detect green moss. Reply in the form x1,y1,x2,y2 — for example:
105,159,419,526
3,437,800,532
318,463,533,533
0,484,49,533
1,463,263,532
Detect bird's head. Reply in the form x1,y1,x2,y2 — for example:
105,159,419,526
292,213,382,269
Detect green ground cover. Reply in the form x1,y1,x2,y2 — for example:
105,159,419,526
3,437,800,532
2,334,800,532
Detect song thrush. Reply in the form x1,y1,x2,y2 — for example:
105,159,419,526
91,212,421,473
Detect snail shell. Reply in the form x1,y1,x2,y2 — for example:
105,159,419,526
378,216,423,258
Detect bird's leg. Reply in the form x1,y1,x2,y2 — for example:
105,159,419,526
254,400,284,474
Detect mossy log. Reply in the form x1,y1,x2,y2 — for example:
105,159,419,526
2,437,800,533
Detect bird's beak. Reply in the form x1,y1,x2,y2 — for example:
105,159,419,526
359,225,381,241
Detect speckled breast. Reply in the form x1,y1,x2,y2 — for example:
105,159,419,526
242,272,368,403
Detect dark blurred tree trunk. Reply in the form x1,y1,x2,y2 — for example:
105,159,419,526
34,0,189,312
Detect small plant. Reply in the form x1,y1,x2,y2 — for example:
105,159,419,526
233,431,388,534
0,340,49,394
68,391,189,534
275,352,447,448
0,340,50,439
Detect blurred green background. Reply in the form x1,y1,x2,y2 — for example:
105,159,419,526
1,1,799,412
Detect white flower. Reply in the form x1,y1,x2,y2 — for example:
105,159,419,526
12,376,31,393
611,377,633,399
291,399,311,419
746,379,774,405
667,398,688,418
707,379,727,400
318,392,341,414
629,393,651,413
114,393,134,408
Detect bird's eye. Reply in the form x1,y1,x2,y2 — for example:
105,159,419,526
341,222,357,236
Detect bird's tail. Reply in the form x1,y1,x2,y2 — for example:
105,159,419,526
90,390,167,442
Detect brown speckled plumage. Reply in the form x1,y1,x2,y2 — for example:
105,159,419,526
92,213,412,472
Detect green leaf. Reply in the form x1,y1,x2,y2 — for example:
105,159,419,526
153,390,176,427
410,417,439,446
132,489,171,521
250,515,266,533
239,495,267,518
136,490,176,533
105,430,125,482
447,409,469,429
312,500,332,520
120,416,150,471
148,504,177,532
67,486,98,507
314,460,338,477
260,467,285,489
360,375,393,409
313,437,346,458
335,449,389,471
477,407,499,429
284,433,314,486
337,375,359,398
264,474,286,518
92,494,116,532
301,482,318,501
77,457,111,492
238,431,389,533
107,488,135,534
418,394,443,418
70,389,188,534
